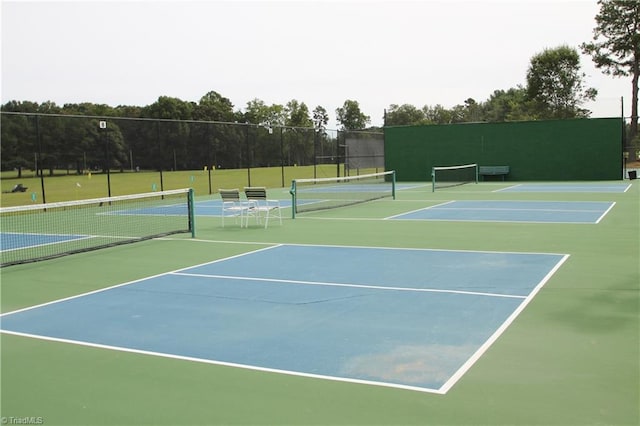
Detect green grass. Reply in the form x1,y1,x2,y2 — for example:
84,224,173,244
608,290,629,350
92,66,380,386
1,179,638,425
1,164,363,207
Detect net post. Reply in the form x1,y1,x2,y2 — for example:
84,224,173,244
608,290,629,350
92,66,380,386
392,170,396,200
289,180,297,219
188,188,196,238
431,167,436,192
475,164,479,184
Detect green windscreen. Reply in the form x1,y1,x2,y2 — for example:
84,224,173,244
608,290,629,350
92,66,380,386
385,118,623,181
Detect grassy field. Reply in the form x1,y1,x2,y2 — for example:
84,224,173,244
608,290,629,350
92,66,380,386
0,165,370,207
0,171,638,425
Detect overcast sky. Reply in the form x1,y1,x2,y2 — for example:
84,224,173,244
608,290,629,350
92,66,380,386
1,0,631,129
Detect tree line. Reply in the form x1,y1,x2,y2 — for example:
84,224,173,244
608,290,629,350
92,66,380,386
0,44,608,130
2,0,638,174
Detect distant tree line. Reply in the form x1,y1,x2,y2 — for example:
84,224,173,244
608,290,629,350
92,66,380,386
0,95,377,177
385,0,639,133
0,44,619,175
3,0,639,172
385,45,598,126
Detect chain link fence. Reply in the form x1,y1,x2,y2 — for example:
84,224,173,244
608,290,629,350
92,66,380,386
1,112,384,202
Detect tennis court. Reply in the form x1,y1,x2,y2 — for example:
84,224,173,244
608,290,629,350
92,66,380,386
388,200,615,224
1,177,638,425
0,232,90,251
496,183,631,193
0,244,567,394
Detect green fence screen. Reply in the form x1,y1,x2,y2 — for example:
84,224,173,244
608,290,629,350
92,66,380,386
384,118,623,181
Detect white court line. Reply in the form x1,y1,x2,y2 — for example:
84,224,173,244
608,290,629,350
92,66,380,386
432,207,608,213
384,200,615,224
595,201,616,224
439,253,570,394
0,244,284,317
386,217,600,225
0,233,93,253
171,271,527,300
384,200,456,219
0,242,569,395
0,329,442,394
177,239,568,257
493,184,630,193
493,184,523,192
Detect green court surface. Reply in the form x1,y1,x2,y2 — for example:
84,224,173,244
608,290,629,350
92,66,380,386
1,180,638,425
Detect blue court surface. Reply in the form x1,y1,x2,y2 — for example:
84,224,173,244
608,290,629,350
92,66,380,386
496,183,631,193
107,199,295,217
115,184,426,217
100,185,425,218
0,232,89,251
0,244,568,394
297,183,422,193
388,200,615,224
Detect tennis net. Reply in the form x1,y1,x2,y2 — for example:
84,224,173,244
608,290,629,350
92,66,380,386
431,164,478,192
0,188,195,267
290,171,395,217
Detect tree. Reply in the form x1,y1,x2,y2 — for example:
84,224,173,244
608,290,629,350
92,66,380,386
283,100,314,166
0,112,34,176
1,101,41,176
483,87,536,122
195,91,236,122
312,105,329,132
285,99,312,128
63,102,114,117
385,104,426,126
335,100,370,130
243,98,286,128
525,45,597,119
1,100,40,113
143,96,194,120
142,97,194,170
422,104,454,124
460,98,484,122
581,0,640,139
